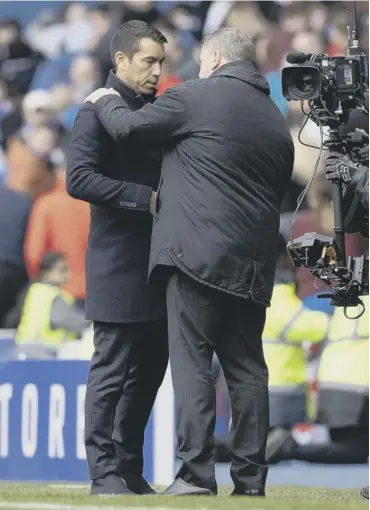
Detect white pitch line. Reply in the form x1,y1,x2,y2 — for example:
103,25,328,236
0,503,210,510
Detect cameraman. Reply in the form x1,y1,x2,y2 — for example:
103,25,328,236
325,107,369,501
325,109,369,238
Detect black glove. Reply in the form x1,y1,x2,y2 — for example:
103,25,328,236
325,151,359,183
357,145,369,165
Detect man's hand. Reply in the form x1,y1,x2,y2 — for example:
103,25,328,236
85,88,120,104
149,191,157,216
325,151,359,183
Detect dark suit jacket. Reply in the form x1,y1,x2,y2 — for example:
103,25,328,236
66,72,166,323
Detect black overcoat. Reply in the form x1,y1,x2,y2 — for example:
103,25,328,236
67,72,165,322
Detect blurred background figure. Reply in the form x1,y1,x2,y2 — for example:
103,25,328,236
6,89,67,199
25,2,95,59
267,298,369,465
59,55,101,130
24,156,89,308
6,251,87,354
0,18,44,98
0,181,32,327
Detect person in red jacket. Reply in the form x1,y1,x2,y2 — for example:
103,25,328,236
24,166,89,307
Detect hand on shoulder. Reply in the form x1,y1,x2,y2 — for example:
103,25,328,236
85,88,120,104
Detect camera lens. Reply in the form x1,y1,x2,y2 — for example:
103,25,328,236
290,69,318,99
282,65,321,101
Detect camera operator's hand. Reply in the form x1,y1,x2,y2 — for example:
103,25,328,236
357,145,369,165
325,151,359,183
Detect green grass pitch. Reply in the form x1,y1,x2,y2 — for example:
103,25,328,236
0,483,366,510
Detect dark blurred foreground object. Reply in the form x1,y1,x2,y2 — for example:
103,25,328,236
361,486,369,499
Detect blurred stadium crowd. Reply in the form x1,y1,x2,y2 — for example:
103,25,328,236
0,1,368,455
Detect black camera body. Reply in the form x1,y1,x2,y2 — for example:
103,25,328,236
282,53,368,116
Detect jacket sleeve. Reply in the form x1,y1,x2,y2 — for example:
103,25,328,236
94,88,190,146
66,105,152,211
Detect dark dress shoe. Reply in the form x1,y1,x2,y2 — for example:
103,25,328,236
162,478,217,496
231,489,265,497
361,486,369,500
120,474,156,494
90,473,134,495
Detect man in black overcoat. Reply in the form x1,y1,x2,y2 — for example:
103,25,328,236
66,21,169,495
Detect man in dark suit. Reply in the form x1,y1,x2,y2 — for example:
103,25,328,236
86,28,294,497
66,21,168,495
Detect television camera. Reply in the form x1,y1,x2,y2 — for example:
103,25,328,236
281,1,369,317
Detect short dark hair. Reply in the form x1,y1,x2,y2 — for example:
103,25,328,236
110,20,167,66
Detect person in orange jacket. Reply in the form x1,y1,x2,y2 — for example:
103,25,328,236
24,164,89,306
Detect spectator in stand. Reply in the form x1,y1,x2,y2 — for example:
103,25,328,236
267,297,369,465
6,252,87,354
0,19,44,98
24,158,89,308
119,1,159,26
0,181,32,327
59,56,101,131
51,84,75,117
69,55,101,105
291,30,325,56
153,21,182,95
0,80,22,152
25,3,94,60
88,4,118,84
6,89,70,200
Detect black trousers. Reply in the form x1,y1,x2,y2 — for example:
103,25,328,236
85,320,168,480
166,270,269,492
293,427,369,464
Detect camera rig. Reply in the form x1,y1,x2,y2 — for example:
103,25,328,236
288,233,368,315
282,1,369,315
